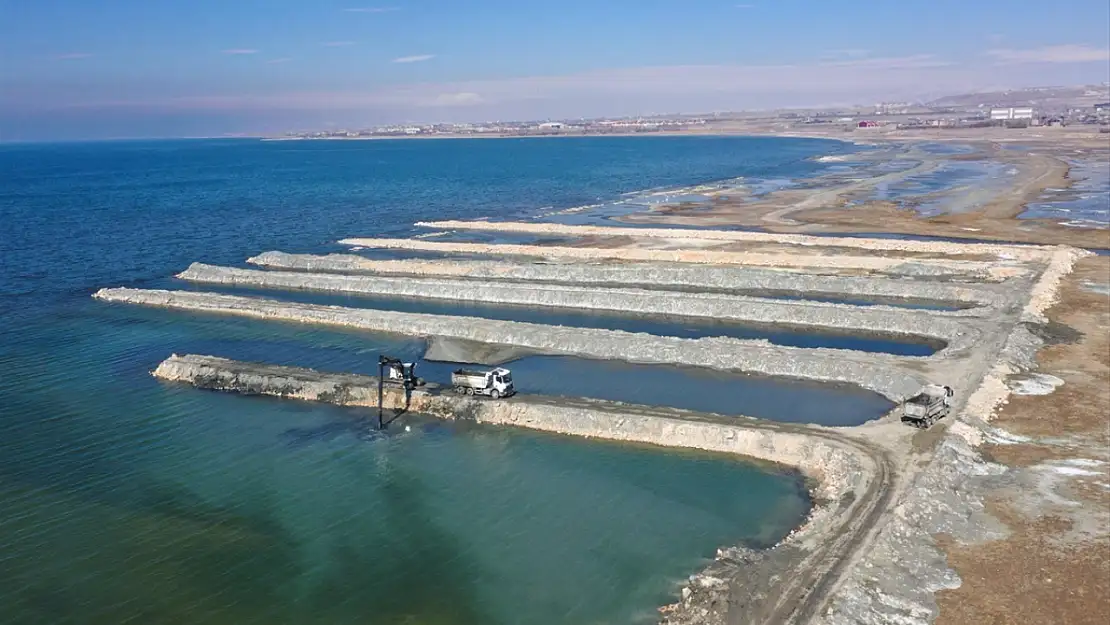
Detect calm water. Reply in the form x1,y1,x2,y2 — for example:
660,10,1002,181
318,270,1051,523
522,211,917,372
1,137,851,624
179,281,940,356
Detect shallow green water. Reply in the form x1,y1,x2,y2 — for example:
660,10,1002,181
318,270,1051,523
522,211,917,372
1,137,845,624
0,306,811,625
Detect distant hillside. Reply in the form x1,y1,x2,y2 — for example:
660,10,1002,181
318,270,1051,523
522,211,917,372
926,84,1110,109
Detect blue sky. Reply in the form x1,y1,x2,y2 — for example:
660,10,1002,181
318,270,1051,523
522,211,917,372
2,0,1108,139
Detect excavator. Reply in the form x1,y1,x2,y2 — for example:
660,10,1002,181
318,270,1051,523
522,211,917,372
376,355,424,429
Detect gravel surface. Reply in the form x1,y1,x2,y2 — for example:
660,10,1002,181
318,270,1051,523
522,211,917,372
247,252,1009,307
96,287,926,401
179,263,978,351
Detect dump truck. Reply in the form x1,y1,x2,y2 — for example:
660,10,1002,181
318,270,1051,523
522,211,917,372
452,367,515,399
901,384,953,428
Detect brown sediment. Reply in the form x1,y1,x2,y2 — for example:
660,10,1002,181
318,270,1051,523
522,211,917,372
336,236,1011,276
935,255,1110,625
619,141,1110,250
936,501,1110,625
559,233,1000,261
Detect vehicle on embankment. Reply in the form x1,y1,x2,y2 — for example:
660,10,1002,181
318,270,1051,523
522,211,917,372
900,384,953,428
452,367,515,398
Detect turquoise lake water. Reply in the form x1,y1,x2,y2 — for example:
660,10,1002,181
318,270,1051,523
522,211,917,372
0,136,857,624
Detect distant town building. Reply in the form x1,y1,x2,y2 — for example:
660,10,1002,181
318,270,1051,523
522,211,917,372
990,107,1034,120
874,102,910,115
857,120,881,128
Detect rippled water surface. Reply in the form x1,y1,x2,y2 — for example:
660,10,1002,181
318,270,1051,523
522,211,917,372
1021,156,1110,229
0,137,851,623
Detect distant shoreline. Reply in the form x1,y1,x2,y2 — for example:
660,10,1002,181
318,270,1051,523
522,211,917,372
262,130,759,142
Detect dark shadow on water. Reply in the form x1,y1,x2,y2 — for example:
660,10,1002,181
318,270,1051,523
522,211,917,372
307,465,496,624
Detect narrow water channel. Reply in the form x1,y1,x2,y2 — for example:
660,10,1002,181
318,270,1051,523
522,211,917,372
176,282,943,357
93,301,895,426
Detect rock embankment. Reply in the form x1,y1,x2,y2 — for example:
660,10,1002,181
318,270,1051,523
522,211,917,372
246,252,1005,307
413,220,1058,261
96,287,924,401
153,352,885,625
178,263,973,350
153,354,875,502
336,237,1006,277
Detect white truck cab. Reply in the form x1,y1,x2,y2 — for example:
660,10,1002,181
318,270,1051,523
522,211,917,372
452,367,515,399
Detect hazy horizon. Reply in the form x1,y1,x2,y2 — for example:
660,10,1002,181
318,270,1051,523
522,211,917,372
3,0,1109,141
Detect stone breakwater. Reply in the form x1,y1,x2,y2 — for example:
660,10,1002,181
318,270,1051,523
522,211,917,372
248,252,1006,308
151,353,874,502
153,353,456,417
1022,247,1093,322
95,287,923,401
809,252,1089,625
178,263,971,351
153,353,884,625
414,220,1060,261
336,238,1005,277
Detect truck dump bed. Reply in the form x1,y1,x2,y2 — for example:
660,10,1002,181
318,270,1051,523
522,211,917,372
453,369,487,377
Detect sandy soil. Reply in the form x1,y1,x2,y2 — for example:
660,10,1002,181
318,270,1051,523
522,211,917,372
621,128,1110,250
935,256,1110,625
559,234,1000,261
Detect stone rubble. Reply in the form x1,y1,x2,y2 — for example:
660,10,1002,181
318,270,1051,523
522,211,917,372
247,252,1008,307
412,220,1060,262
336,237,1006,276
96,287,927,400
179,262,976,351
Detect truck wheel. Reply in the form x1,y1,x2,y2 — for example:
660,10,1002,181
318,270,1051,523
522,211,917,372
491,390,501,400
466,388,474,396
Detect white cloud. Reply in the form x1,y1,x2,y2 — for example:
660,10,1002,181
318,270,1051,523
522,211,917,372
344,7,398,12
59,52,1110,122
818,54,952,69
223,48,259,55
393,54,435,63
68,55,970,112
322,41,357,47
420,92,484,107
987,44,1110,64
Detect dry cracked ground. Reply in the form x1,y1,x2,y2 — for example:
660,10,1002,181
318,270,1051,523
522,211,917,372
937,256,1110,625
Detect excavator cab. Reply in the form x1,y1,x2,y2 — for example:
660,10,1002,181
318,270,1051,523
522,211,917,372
379,356,423,390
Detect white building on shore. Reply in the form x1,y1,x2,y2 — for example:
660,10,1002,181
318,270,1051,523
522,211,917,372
989,107,1034,120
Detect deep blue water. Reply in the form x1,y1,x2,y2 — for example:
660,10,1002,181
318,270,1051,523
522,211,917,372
0,136,855,625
